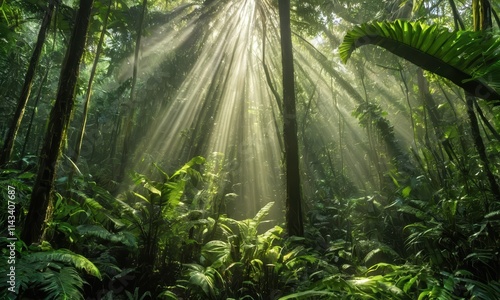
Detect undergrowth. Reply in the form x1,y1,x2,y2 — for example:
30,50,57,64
1,155,500,299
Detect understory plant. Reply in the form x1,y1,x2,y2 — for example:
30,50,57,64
0,240,101,300
171,202,284,299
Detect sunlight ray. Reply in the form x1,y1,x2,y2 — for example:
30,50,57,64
120,0,415,214
123,0,285,219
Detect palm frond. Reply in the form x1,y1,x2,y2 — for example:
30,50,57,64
459,277,500,299
339,20,500,102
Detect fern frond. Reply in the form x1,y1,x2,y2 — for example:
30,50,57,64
76,224,137,249
25,249,102,279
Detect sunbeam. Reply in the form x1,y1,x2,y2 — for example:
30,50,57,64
114,0,416,218
119,0,286,219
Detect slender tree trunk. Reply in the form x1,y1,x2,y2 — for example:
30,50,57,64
278,0,303,236
20,10,58,163
468,0,500,202
21,0,94,245
19,64,50,163
448,0,466,30
118,0,148,181
473,100,500,141
0,0,56,166
466,95,500,201
417,69,459,163
473,0,492,30
68,0,112,188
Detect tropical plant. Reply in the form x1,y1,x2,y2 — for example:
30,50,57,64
279,260,500,299
173,201,288,299
125,287,152,300
34,176,145,298
0,167,35,222
339,20,500,102
0,240,101,300
117,156,206,292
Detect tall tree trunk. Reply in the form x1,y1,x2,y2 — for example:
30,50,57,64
0,0,56,166
278,0,303,236
21,0,95,245
68,0,112,188
118,0,148,181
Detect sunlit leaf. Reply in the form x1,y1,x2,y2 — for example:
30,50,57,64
402,186,411,198
339,20,500,102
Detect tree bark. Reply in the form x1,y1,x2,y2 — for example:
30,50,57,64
278,0,303,236
21,0,95,245
0,0,56,166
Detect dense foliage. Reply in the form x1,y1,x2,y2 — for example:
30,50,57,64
1,0,500,299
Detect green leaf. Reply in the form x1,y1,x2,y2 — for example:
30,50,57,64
76,225,137,248
133,192,150,203
26,249,102,280
185,264,220,298
253,201,275,223
171,156,205,178
403,275,418,293
144,182,161,195
201,240,231,268
40,267,86,300
402,186,412,198
339,20,500,102
278,290,338,300
484,210,500,219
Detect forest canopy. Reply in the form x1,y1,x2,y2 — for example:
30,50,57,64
1,0,500,299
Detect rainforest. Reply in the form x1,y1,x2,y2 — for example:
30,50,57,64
1,0,500,299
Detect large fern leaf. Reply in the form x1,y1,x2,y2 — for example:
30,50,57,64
339,20,500,102
25,249,102,279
